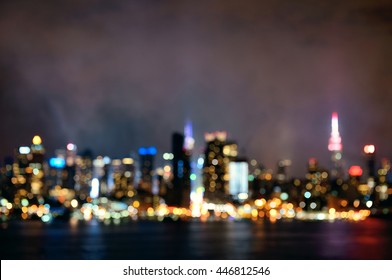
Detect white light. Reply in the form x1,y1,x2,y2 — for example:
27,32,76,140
238,193,248,200
184,137,195,151
364,145,375,154
212,159,218,165
229,162,249,196
310,202,317,209
71,199,78,208
0,198,8,207
19,146,30,154
163,153,174,160
67,143,76,151
197,157,204,168
90,178,100,199
366,201,373,208
332,113,339,134
304,191,311,199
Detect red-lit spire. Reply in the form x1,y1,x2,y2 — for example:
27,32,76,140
328,112,342,152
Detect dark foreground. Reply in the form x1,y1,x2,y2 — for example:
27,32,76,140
1,218,392,259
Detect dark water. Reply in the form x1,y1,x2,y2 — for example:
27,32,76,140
1,218,392,260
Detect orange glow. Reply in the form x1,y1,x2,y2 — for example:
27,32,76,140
133,201,140,208
349,166,363,177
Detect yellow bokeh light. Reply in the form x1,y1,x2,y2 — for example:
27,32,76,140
147,207,155,217
32,135,42,145
133,201,140,208
122,158,134,165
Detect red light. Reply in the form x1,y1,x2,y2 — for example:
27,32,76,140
364,145,375,154
349,166,363,177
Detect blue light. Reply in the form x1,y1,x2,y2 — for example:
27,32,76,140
138,147,147,155
49,158,65,169
139,146,157,155
178,160,184,178
147,146,157,155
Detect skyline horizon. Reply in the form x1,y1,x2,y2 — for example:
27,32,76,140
1,111,387,178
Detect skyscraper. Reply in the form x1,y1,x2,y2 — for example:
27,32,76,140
203,131,238,203
29,135,46,196
229,160,249,201
110,157,135,199
363,145,376,179
74,149,93,200
138,146,156,194
168,132,191,207
63,143,77,190
184,120,195,152
328,112,344,179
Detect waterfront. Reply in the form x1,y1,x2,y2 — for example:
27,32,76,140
1,218,392,260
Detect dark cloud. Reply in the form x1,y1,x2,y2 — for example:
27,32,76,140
1,0,391,176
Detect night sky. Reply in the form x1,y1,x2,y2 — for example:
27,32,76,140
1,0,391,176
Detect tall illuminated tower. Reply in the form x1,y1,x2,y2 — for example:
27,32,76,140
203,131,238,203
30,135,46,196
328,112,344,178
184,120,195,152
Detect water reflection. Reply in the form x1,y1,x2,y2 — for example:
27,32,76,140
1,218,392,259
320,219,391,259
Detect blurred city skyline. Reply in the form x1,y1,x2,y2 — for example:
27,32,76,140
0,114,389,178
1,0,392,176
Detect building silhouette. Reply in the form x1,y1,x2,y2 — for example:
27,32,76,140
166,132,191,207
138,147,156,194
